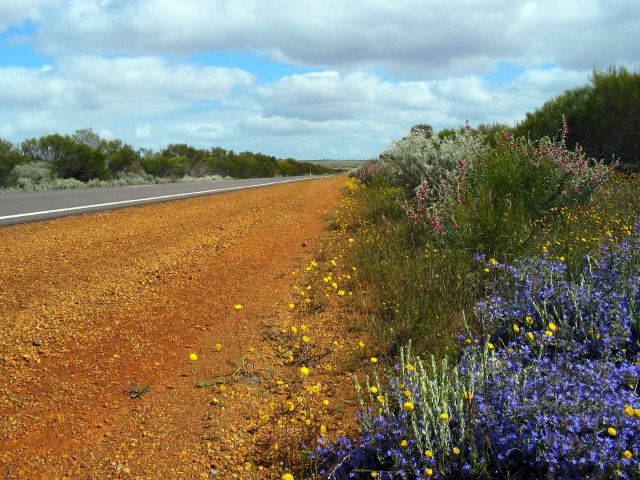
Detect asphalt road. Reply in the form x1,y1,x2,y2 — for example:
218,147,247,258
0,175,326,227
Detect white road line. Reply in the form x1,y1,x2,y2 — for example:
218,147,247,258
0,177,313,221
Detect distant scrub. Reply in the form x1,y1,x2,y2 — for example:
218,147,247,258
0,129,336,190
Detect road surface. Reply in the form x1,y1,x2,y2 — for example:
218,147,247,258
0,175,327,226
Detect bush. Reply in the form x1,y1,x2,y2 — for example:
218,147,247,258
514,66,640,170
400,125,612,257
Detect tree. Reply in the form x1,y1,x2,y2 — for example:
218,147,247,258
0,139,25,187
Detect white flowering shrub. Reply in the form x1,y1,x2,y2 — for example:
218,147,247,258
381,124,486,199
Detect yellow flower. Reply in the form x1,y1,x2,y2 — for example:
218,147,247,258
487,343,495,350
608,427,617,436
527,332,534,341
439,413,449,421
545,331,553,337
219,385,226,392
489,258,497,266
525,316,534,325
286,401,295,412
320,424,327,434
403,390,412,397
189,353,198,361
359,341,365,348
463,391,474,401
299,366,310,376
464,338,472,345
290,325,298,333
337,290,346,296
425,468,433,476
405,364,414,371
634,408,640,418
211,397,219,405
484,267,490,273
513,324,520,333
300,324,307,331
400,439,408,447
370,357,378,363
370,472,378,478
214,343,222,351
376,395,384,403
548,322,557,331
323,399,329,406
623,450,633,459
233,304,243,310
370,386,378,394
302,335,310,343
288,303,295,309
453,447,461,455
403,401,414,411
425,449,433,458
282,473,294,480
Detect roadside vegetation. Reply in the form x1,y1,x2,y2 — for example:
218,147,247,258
252,66,640,479
0,129,336,191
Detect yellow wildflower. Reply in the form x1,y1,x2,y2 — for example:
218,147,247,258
439,413,449,421
608,427,617,436
403,401,414,412
623,450,633,460
300,366,310,376
233,304,243,310
425,449,433,458
189,353,198,361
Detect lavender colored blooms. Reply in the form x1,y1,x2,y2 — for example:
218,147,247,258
317,223,640,479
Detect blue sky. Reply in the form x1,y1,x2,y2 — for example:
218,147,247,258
0,1,638,160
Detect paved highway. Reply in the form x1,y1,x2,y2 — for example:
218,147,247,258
0,175,325,226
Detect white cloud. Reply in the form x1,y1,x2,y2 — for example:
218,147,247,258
0,1,637,159
26,0,640,78
0,0,61,32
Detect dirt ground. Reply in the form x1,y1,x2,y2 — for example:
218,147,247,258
0,176,361,479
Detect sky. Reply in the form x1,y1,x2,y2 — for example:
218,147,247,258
0,1,638,160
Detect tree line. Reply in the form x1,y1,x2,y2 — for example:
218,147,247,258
0,130,336,188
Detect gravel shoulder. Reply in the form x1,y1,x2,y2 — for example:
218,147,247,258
0,176,347,479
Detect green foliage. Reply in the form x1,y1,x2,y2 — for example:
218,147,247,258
514,65,640,170
2,129,336,189
0,139,26,186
